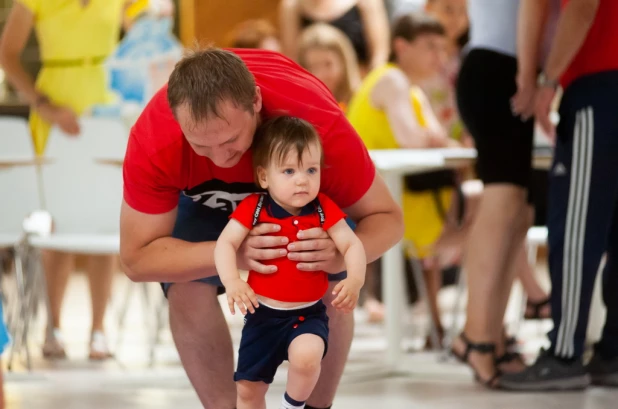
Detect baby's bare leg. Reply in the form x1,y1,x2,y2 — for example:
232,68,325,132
284,334,325,407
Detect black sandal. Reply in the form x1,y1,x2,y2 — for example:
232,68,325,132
495,351,525,367
451,333,501,388
524,297,551,320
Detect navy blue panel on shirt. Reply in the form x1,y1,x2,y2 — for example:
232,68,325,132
265,194,318,219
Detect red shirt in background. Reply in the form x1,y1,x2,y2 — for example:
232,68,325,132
122,48,375,217
231,193,346,302
560,0,618,89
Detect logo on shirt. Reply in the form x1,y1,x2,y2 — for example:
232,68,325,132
553,162,567,176
183,180,260,213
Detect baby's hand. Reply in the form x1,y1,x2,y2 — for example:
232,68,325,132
225,279,259,315
331,278,363,313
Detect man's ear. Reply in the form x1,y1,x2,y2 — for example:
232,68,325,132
254,86,263,114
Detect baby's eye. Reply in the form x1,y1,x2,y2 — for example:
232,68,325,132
283,168,295,175
307,167,318,175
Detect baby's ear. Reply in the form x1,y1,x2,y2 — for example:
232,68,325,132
257,166,268,189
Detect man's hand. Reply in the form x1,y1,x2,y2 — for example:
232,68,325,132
535,86,557,141
224,278,259,315
237,223,288,274
287,228,345,274
511,72,537,120
331,277,363,313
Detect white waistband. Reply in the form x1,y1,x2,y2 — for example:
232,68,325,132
258,299,319,311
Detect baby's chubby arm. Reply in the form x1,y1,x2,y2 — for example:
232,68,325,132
325,219,367,313
215,219,260,315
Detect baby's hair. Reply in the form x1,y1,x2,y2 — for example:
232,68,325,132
252,116,324,185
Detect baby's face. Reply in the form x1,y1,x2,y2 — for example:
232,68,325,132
259,142,322,213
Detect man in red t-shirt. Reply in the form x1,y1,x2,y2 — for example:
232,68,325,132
502,0,618,391
119,47,403,408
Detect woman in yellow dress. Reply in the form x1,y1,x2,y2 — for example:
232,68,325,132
0,0,130,360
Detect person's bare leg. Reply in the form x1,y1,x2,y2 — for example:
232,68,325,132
86,254,115,359
86,255,115,332
237,381,269,409
168,282,236,409
423,262,444,347
0,368,5,409
42,250,73,357
515,242,551,318
286,334,325,404
307,281,354,408
451,184,528,382
363,261,384,322
43,250,73,329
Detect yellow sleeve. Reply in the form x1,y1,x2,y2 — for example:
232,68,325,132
17,0,40,16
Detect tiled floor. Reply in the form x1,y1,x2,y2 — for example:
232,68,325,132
3,272,616,409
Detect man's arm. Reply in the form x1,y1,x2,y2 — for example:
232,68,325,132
534,0,599,136
120,200,285,282
512,0,550,118
543,0,600,82
119,200,218,282
344,172,404,265
516,0,550,79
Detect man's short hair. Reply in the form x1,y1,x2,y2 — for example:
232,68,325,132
389,12,445,62
167,47,256,123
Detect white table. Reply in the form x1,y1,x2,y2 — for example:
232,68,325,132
369,148,477,372
0,156,52,170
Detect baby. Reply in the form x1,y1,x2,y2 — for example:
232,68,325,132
215,115,366,409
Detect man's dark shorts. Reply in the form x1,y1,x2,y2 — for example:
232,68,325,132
161,194,351,297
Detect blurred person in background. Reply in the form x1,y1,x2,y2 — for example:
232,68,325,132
279,0,390,74
449,0,555,387
347,12,466,330
226,19,282,52
422,0,471,145
298,23,362,111
0,0,170,360
424,0,552,325
501,0,618,391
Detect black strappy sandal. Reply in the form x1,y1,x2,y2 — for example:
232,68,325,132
495,351,525,367
451,333,501,388
524,297,551,320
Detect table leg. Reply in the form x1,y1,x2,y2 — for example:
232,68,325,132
381,171,406,369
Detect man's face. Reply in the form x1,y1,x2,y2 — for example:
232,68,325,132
177,88,262,168
399,33,447,79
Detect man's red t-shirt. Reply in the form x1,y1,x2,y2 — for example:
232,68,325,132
122,48,375,217
231,192,346,302
561,0,618,89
